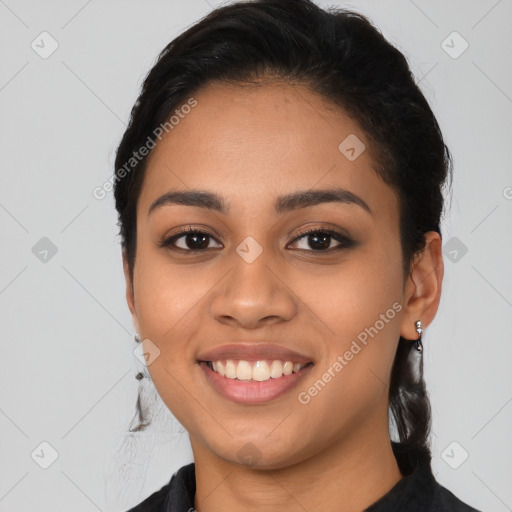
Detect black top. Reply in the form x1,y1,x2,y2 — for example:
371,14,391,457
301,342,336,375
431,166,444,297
126,442,482,512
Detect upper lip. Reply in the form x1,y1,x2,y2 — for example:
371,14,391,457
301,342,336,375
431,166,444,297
197,343,314,364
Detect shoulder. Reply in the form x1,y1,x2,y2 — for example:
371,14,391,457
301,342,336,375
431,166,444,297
124,463,196,512
125,479,172,512
433,482,483,512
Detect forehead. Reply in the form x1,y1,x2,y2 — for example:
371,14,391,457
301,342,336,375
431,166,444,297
138,81,397,222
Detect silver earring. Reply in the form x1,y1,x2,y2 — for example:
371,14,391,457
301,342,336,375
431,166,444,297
134,333,146,379
414,320,423,354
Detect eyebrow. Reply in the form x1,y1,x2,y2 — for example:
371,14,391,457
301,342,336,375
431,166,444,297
148,186,372,216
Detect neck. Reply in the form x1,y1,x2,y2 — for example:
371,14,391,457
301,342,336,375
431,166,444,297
191,421,403,512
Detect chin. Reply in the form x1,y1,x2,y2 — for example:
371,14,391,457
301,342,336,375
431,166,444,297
209,436,310,470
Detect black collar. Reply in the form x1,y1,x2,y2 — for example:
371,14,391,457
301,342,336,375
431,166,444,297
364,442,436,511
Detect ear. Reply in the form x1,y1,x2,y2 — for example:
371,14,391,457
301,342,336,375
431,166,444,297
400,231,444,340
122,249,140,334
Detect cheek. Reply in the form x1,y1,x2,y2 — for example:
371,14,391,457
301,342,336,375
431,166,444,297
292,268,402,441
132,255,206,422
296,244,403,342
131,257,207,411
296,243,403,397
133,246,208,338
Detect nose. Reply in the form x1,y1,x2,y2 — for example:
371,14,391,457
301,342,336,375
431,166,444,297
210,249,298,330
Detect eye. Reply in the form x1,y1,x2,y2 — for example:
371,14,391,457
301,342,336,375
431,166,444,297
288,227,355,252
159,226,222,252
159,225,355,254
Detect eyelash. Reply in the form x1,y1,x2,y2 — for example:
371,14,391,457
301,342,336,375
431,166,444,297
159,225,355,254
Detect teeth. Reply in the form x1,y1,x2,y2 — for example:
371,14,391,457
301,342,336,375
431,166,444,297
253,361,270,382
236,360,252,381
225,360,237,379
270,360,283,378
209,359,309,381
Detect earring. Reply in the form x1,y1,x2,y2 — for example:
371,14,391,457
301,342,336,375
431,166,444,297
414,320,423,354
134,332,146,379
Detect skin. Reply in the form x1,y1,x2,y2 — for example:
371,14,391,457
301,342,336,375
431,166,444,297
122,80,444,512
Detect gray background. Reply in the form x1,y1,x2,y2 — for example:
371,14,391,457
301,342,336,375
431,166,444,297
1,0,511,511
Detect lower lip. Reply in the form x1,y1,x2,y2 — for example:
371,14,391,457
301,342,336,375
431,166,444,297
199,362,314,404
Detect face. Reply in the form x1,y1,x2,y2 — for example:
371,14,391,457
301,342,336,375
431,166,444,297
123,81,431,469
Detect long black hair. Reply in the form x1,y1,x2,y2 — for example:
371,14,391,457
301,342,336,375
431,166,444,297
113,0,452,466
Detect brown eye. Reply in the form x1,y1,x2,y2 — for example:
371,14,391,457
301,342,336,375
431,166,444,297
160,227,222,252
288,228,355,252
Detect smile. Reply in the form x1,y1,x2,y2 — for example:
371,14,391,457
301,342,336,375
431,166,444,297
199,359,314,404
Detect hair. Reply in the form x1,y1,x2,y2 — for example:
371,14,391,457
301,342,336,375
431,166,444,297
113,0,452,466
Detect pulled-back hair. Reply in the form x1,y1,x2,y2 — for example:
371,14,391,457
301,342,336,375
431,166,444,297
113,0,452,465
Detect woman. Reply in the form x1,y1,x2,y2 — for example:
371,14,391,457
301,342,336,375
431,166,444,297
113,0,482,510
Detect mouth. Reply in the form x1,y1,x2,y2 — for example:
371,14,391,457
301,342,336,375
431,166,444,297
198,359,315,404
